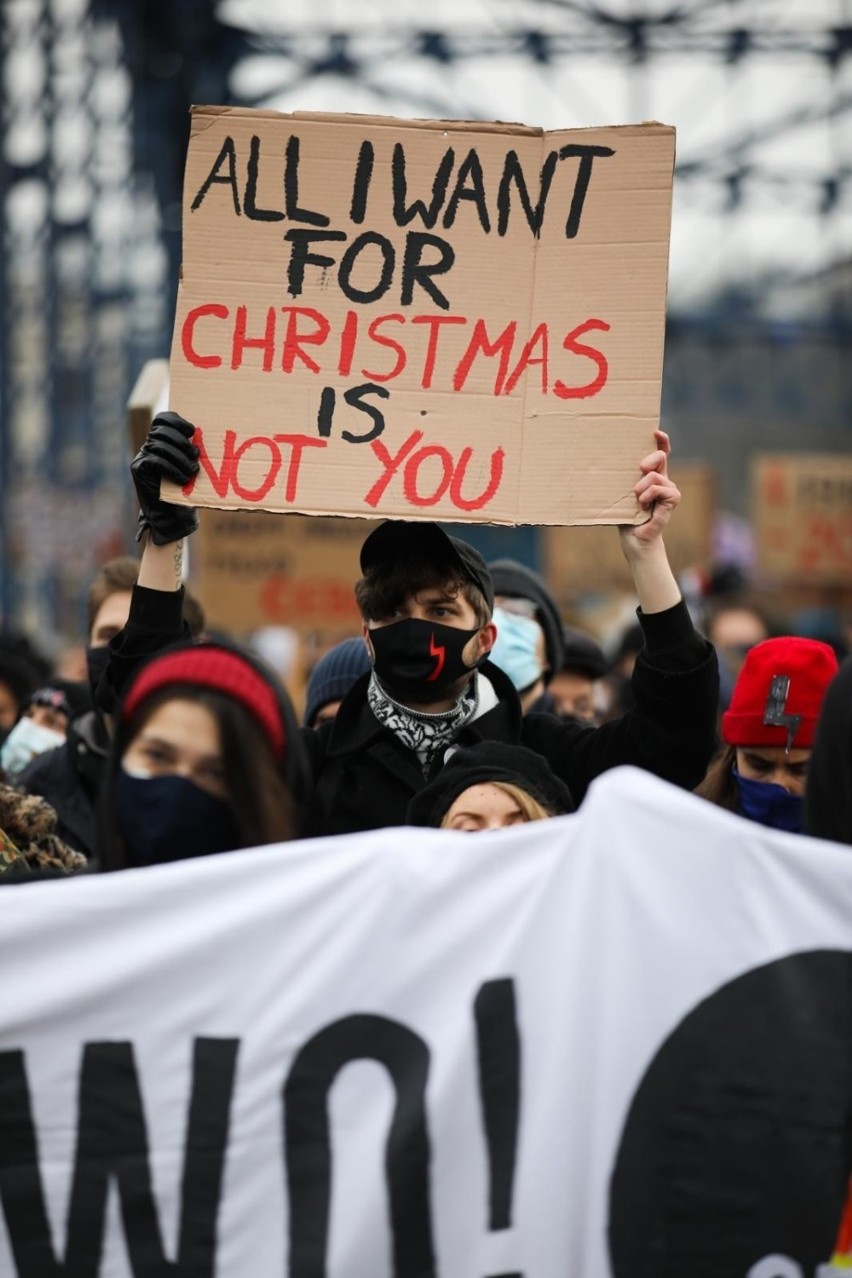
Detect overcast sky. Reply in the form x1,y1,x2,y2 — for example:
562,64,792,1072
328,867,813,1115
221,0,852,312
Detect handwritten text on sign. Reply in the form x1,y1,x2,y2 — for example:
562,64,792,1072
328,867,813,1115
167,110,675,524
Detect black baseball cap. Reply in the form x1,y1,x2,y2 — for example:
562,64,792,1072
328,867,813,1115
359,521,495,614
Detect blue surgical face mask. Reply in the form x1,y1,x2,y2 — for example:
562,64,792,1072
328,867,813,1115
490,607,543,693
732,767,804,833
0,717,65,775
116,769,241,866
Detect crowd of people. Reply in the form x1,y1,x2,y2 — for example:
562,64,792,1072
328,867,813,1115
0,410,849,874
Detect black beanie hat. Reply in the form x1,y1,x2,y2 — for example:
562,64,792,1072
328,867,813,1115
407,741,574,827
560,625,608,680
488,559,564,682
24,679,92,723
304,637,372,727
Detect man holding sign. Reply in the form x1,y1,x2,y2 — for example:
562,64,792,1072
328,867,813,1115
121,414,717,838
110,107,718,837
299,428,718,834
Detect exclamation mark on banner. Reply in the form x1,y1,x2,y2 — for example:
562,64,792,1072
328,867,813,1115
474,977,523,1278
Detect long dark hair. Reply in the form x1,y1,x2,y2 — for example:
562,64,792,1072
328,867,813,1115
694,743,740,812
99,641,309,870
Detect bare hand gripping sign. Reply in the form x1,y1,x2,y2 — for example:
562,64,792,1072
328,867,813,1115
166,108,676,525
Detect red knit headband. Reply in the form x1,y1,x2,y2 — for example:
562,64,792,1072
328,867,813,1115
123,648,286,758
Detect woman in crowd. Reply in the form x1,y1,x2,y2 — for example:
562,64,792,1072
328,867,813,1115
98,640,308,869
695,635,838,833
406,741,573,831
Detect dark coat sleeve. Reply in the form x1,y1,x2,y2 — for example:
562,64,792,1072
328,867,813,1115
522,599,719,805
94,585,190,717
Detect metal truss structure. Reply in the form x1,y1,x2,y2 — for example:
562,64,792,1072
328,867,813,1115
2,0,851,631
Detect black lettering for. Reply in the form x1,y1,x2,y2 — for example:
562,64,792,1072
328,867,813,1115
338,231,396,304
559,144,616,239
284,1013,435,1278
401,233,455,310
285,135,330,227
244,134,284,221
191,136,241,215
392,143,455,229
0,1038,238,1276
442,148,491,233
284,229,347,297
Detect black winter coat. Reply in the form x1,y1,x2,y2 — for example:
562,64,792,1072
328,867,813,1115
303,600,718,836
18,710,108,858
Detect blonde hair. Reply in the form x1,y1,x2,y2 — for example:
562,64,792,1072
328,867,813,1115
439,780,553,829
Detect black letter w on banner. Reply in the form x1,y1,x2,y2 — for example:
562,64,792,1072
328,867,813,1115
0,1038,238,1276
284,1014,436,1278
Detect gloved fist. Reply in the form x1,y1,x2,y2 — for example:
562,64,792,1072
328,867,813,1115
131,411,200,545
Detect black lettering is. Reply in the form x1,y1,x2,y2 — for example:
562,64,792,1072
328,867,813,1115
341,383,390,444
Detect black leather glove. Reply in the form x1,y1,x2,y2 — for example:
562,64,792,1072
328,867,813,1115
131,411,200,545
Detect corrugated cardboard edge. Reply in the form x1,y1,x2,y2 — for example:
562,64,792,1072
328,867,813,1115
127,358,169,456
190,104,674,143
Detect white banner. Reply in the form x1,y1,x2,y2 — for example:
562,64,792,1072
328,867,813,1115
1,767,851,1277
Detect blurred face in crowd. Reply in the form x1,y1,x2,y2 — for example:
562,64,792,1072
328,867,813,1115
442,783,528,832
25,703,69,736
90,590,133,647
0,681,19,733
710,608,768,676
313,700,342,728
122,698,228,800
364,584,496,708
367,586,491,648
549,670,596,723
735,745,810,797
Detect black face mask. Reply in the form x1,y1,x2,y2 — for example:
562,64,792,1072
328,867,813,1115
86,645,111,699
369,618,483,701
116,770,241,866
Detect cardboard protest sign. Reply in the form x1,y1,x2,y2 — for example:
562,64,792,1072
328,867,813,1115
127,358,169,456
0,768,851,1275
754,453,852,584
126,359,374,641
166,107,675,526
542,460,716,603
192,509,375,639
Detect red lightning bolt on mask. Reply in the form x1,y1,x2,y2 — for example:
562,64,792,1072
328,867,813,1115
427,633,446,682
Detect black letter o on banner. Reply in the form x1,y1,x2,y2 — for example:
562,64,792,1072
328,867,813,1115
283,1013,435,1278
338,232,396,304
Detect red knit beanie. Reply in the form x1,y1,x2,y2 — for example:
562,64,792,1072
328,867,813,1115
122,647,286,758
722,636,839,750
